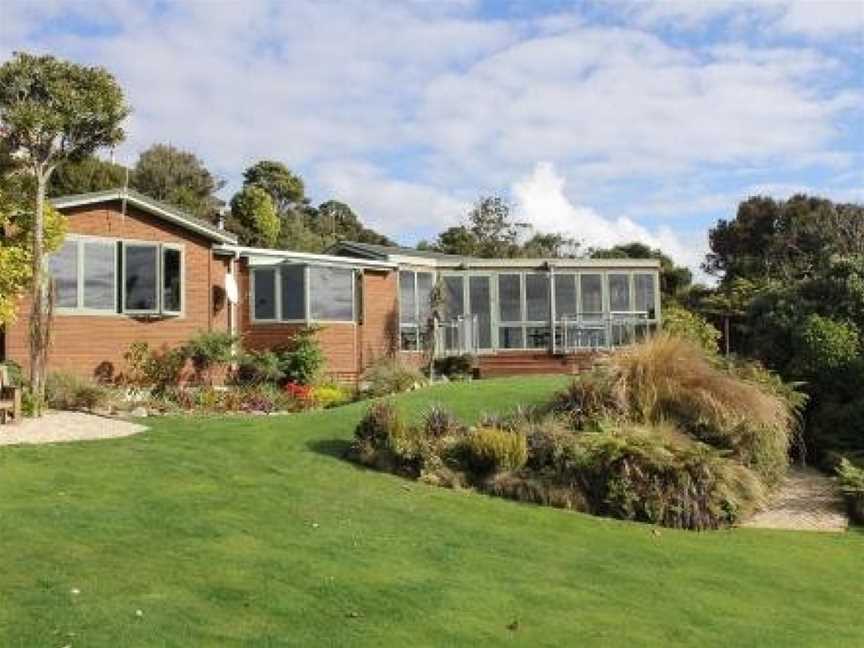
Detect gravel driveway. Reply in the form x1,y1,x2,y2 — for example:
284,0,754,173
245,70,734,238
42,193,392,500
0,411,147,446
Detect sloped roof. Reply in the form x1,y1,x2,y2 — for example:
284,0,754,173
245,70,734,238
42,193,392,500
50,189,237,244
327,240,466,261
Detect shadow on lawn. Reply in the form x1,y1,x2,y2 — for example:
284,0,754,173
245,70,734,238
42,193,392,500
306,438,354,461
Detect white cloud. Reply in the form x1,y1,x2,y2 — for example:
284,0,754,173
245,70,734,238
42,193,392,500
512,162,708,273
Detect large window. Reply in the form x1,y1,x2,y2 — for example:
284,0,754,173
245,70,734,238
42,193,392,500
498,274,521,322
525,273,549,321
252,264,355,324
554,274,577,318
47,237,179,316
608,273,631,312
398,270,435,351
635,274,657,319
580,274,603,320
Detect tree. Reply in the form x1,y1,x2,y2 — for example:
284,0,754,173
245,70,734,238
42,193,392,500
467,195,525,258
0,52,128,411
521,232,580,258
314,200,392,245
132,144,223,219
432,225,478,256
48,155,129,197
229,185,280,248
591,241,692,298
242,160,305,216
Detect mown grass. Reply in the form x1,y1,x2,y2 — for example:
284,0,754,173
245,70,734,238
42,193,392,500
0,376,861,646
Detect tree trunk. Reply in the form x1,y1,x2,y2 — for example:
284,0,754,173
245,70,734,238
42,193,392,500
724,315,731,357
28,170,50,415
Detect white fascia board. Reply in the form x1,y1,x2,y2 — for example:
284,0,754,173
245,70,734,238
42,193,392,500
216,244,397,269
52,192,238,244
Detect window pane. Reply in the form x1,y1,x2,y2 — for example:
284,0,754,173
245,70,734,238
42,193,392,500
498,326,524,349
498,274,521,322
609,274,630,312
525,273,549,321
417,272,434,323
443,275,464,320
162,248,182,313
580,274,603,320
526,326,550,349
399,271,416,324
635,274,656,319
280,265,305,320
253,268,277,320
124,244,158,311
310,266,353,321
83,242,115,310
400,325,419,351
49,241,79,308
469,276,492,349
554,274,577,318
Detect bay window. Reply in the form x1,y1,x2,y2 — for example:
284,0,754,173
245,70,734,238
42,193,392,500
48,237,180,316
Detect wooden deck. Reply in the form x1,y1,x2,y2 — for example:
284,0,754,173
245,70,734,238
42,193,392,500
476,350,603,378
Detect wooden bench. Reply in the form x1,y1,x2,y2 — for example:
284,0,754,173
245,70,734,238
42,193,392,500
0,366,22,425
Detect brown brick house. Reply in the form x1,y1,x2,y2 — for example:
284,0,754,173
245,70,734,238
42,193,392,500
1,191,661,381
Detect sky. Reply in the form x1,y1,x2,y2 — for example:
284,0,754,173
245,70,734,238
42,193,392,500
1,0,862,276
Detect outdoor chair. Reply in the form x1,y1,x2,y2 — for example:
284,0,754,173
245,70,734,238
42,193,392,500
0,365,22,425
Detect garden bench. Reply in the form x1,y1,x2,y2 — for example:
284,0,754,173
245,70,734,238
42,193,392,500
0,366,22,425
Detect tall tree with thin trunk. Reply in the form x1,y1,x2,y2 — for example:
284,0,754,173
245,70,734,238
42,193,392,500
0,52,128,412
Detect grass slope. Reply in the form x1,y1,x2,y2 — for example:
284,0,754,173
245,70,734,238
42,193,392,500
0,376,861,646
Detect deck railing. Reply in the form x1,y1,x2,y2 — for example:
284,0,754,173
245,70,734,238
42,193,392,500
433,315,479,357
557,311,652,353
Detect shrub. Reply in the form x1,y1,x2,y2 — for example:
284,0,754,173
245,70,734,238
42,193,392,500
0,361,24,387
184,331,239,384
361,356,425,397
234,350,285,385
123,341,187,393
310,384,350,408
422,404,462,439
662,304,721,355
548,371,623,429
790,314,860,377
278,327,325,385
570,423,766,530
836,458,864,524
45,372,108,411
607,333,799,485
459,427,528,476
433,354,474,379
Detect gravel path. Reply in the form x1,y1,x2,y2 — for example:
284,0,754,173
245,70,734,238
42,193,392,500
742,466,848,532
0,411,147,446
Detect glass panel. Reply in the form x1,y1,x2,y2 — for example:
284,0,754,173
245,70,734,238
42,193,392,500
469,276,492,349
609,273,630,312
635,274,656,319
400,325,419,351
162,248,182,313
443,275,464,320
498,326,524,349
417,272,434,323
280,264,305,320
525,273,549,321
526,326,550,349
49,241,79,308
124,244,158,311
399,271,416,324
253,268,277,320
580,274,603,320
498,274,521,322
82,241,115,310
554,274,577,318
310,266,353,321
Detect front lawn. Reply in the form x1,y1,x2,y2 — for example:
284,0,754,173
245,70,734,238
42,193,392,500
0,376,861,646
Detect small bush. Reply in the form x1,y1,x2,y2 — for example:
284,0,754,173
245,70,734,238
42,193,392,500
433,354,474,378
421,404,462,439
310,383,350,408
184,330,239,384
459,427,528,476
279,327,325,385
548,372,623,429
362,356,425,397
836,458,864,524
0,361,25,387
45,372,108,411
662,304,721,355
790,314,860,377
123,341,187,393
234,350,285,385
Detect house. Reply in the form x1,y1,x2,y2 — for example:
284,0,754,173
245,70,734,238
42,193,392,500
0,191,661,381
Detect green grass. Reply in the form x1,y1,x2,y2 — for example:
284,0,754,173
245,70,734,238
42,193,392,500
0,376,861,646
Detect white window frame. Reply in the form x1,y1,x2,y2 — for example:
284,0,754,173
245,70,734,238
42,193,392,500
51,235,119,316
160,243,185,317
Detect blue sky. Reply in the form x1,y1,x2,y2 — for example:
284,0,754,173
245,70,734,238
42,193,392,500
2,0,862,274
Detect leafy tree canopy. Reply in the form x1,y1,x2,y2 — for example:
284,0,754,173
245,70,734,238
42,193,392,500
132,143,224,219
228,185,280,248
242,160,305,215
313,200,392,246
48,155,129,197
